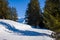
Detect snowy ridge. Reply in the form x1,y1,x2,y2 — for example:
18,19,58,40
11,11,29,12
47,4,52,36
0,19,54,40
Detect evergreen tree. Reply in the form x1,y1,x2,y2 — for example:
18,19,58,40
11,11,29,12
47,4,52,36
0,0,9,19
10,7,18,21
0,0,12,19
6,7,13,20
44,0,60,33
25,0,44,28
0,0,18,21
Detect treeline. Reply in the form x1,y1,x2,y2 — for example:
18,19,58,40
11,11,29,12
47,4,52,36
25,0,60,33
0,0,18,21
44,0,60,33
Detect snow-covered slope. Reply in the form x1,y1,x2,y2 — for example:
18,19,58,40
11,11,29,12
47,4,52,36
0,19,54,40
17,18,25,23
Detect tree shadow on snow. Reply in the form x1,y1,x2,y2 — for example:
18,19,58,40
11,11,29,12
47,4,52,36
0,21,51,37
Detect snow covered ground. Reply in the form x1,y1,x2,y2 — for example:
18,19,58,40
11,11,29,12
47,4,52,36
17,18,25,23
0,19,54,40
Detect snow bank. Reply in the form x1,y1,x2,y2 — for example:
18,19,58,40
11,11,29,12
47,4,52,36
0,19,54,40
0,19,31,30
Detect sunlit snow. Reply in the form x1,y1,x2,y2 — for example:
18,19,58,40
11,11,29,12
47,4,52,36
0,19,54,40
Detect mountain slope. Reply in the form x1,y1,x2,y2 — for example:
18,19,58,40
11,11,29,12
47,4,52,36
0,19,54,40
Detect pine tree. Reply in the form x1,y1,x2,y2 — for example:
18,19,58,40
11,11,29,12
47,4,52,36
0,0,7,19
10,7,18,21
0,0,11,19
25,0,44,28
44,0,60,33
6,7,12,20
0,0,18,21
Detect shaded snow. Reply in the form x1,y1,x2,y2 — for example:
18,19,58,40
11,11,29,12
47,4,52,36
0,19,54,40
17,18,25,23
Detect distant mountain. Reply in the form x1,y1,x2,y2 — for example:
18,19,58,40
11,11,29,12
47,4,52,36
17,18,25,23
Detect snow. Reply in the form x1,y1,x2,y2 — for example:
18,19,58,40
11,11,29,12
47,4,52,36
17,18,25,23
0,19,54,40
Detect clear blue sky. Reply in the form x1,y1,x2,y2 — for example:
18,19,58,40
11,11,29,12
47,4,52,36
8,0,45,18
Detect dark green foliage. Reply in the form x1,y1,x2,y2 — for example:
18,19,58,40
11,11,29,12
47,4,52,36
0,0,18,21
44,0,60,33
25,0,44,28
0,0,9,19
10,7,18,21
